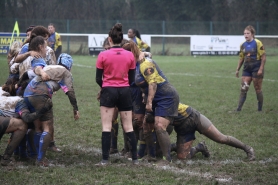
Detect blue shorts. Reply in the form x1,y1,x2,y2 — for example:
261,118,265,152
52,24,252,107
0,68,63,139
242,60,263,78
152,83,179,117
130,86,145,115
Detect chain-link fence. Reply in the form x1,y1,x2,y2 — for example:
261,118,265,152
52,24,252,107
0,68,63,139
1,19,278,56
1,18,278,35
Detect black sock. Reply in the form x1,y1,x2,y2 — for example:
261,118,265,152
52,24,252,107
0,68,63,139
102,132,111,160
125,131,138,160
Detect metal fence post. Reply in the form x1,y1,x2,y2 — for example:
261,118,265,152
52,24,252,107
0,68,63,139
256,21,259,35
162,20,165,55
67,19,70,53
210,21,213,35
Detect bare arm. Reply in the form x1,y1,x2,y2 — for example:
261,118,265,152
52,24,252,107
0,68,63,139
34,66,50,81
236,58,244,78
146,82,157,112
15,51,41,63
66,91,80,120
257,54,266,76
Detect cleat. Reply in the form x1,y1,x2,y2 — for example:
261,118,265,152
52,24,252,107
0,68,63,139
154,159,171,167
197,141,210,158
1,156,14,166
170,143,177,152
246,147,255,161
36,158,49,167
48,141,62,152
95,160,109,166
48,146,62,152
109,148,119,154
132,159,139,165
139,155,157,162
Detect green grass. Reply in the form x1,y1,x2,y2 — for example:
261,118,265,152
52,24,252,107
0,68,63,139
0,55,278,185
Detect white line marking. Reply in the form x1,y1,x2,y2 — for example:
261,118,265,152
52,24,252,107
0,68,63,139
72,63,277,82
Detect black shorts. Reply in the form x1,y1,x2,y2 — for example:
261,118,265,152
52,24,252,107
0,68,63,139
0,116,10,140
100,87,133,111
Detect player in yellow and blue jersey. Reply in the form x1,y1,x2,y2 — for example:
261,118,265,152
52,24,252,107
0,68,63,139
128,28,150,52
122,41,179,163
235,25,266,112
143,102,255,161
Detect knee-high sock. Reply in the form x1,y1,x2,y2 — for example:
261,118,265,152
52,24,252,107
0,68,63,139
27,129,37,157
237,91,247,111
137,129,146,158
256,91,263,111
224,136,249,151
19,134,27,157
125,131,138,161
37,132,52,161
34,132,42,155
102,132,111,160
3,130,26,159
155,129,171,161
111,122,118,150
144,131,156,158
138,140,146,158
12,133,19,155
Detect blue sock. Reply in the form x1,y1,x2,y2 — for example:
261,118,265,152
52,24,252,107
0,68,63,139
34,132,42,156
138,141,146,158
38,132,51,161
27,131,37,158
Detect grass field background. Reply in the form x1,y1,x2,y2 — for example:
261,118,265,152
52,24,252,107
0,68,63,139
0,54,277,185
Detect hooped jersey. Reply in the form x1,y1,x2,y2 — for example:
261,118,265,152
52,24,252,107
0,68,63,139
239,39,265,62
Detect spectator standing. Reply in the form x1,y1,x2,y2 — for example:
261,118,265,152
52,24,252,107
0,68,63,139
48,23,62,60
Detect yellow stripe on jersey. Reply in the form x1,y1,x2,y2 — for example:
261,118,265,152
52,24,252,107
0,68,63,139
178,103,190,118
139,58,165,84
239,39,265,60
135,37,149,51
54,32,62,50
255,39,265,58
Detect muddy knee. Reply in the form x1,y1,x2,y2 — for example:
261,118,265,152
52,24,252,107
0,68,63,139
241,81,249,93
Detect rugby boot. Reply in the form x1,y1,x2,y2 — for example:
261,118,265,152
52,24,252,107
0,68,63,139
132,159,139,165
196,141,210,158
170,143,177,153
155,158,172,167
36,158,49,167
95,160,109,166
139,155,157,162
1,155,14,166
109,148,119,154
245,146,255,161
190,141,210,158
48,141,62,152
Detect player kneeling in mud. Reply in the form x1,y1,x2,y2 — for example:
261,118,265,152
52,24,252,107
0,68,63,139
144,103,255,161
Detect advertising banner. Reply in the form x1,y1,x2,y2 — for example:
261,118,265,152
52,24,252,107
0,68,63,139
88,34,151,55
190,35,244,55
0,33,27,54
